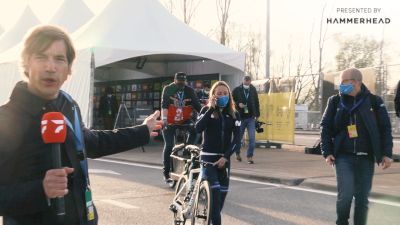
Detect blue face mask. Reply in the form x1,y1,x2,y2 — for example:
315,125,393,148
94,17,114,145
339,83,354,95
217,96,229,107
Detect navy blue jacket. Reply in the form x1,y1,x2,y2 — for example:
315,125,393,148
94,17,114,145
320,84,392,163
195,106,241,161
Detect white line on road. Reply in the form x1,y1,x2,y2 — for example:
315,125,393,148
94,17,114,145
99,199,139,209
94,158,162,170
89,169,121,175
94,158,400,207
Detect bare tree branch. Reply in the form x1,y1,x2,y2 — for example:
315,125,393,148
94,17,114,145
216,0,232,45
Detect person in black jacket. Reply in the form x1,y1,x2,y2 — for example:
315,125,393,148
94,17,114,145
394,80,400,118
232,75,260,164
160,72,201,182
320,68,393,225
0,25,162,225
98,86,118,130
195,81,241,225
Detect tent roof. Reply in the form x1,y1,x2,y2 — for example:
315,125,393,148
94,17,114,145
0,6,40,53
49,0,94,33
0,25,4,36
74,0,244,71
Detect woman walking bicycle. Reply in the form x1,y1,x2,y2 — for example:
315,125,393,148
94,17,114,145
195,81,241,225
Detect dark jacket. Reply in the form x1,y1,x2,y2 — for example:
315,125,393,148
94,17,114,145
0,82,150,225
395,80,400,118
98,94,118,118
195,106,241,160
161,83,201,112
232,84,260,119
320,84,393,163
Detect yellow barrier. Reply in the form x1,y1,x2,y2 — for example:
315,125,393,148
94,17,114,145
256,92,295,144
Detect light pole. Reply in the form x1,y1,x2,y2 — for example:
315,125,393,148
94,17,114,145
266,0,270,79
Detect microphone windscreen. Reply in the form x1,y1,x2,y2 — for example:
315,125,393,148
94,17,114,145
41,112,67,144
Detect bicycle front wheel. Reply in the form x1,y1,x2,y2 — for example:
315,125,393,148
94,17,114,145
191,180,212,225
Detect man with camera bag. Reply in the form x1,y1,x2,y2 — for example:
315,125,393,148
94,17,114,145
232,75,260,164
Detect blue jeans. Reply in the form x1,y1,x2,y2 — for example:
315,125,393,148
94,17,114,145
335,153,375,225
162,125,196,175
238,117,256,157
201,163,230,225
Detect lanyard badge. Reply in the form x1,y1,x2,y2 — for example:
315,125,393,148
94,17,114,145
347,124,358,138
85,186,95,221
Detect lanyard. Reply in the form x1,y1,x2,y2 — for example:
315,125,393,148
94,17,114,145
176,91,185,107
61,91,90,187
243,87,249,101
340,96,365,124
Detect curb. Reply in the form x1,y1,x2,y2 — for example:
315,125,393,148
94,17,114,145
102,156,400,202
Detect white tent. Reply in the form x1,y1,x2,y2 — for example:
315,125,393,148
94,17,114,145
0,6,40,53
49,0,94,33
71,0,244,125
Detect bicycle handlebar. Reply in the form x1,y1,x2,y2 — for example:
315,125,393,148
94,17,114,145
165,123,195,129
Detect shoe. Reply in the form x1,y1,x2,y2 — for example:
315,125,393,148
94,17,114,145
163,173,172,183
236,154,242,162
247,157,254,164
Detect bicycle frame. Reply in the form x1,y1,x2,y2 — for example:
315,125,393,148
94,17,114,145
170,152,213,224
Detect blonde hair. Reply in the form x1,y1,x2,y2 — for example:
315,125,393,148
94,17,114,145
207,81,237,119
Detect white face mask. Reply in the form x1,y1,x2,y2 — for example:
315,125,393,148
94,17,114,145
243,85,250,89
107,94,112,98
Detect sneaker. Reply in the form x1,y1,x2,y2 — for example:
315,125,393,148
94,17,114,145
247,157,254,164
163,173,172,183
236,154,242,162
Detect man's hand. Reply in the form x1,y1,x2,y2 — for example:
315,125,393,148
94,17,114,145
325,155,335,166
381,156,393,170
213,157,228,169
143,110,163,136
238,103,245,109
43,167,74,199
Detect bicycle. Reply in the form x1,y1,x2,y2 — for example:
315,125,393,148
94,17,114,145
167,123,195,188
169,145,213,225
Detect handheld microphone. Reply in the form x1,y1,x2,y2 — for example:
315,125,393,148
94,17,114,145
41,112,67,216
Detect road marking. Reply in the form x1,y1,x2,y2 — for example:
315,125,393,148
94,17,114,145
256,187,280,190
99,199,139,209
93,158,162,170
230,177,400,207
93,158,400,207
89,169,121,175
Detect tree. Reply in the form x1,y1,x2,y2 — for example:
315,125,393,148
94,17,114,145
181,0,202,25
244,32,263,79
216,0,232,45
335,35,380,71
160,0,201,25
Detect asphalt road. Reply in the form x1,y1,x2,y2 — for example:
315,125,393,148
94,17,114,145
88,158,400,225
1,158,399,225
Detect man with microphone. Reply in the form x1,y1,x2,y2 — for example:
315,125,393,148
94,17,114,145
0,25,163,225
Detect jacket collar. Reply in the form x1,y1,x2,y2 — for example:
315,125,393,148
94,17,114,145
9,81,64,116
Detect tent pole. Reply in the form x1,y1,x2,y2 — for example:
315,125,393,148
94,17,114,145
88,51,95,128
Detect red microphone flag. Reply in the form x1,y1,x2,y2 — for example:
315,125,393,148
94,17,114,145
41,112,67,144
